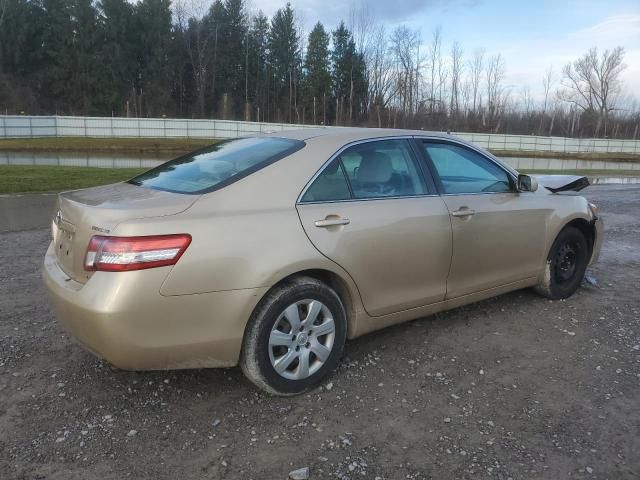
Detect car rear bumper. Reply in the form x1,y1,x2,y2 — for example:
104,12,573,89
42,242,267,370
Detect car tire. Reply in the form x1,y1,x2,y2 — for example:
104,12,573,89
535,226,589,300
240,276,347,396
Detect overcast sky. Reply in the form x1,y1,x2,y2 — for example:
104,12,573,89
247,0,640,103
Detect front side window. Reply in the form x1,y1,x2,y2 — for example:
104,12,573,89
422,142,513,194
129,137,304,194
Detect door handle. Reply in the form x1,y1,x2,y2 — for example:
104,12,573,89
451,208,476,217
315,218,350,228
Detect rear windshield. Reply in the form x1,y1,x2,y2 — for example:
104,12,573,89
128,137,304,194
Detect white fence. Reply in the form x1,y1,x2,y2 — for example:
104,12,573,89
0,115,315,140
1,115,639,154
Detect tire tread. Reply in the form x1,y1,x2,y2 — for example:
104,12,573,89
240,276,346,396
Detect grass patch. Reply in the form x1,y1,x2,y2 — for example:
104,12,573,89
0,165,146,194
520,169,640,176
0,137,218,154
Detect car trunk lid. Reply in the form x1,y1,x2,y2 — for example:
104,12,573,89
52,182,199,283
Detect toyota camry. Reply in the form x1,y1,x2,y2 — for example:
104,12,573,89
43,128,603,395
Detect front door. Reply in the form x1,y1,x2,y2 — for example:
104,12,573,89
417,140,547,299
297,138,452,317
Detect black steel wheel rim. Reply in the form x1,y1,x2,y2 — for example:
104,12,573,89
553,241,579,283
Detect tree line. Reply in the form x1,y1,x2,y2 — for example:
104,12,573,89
0,0,638,138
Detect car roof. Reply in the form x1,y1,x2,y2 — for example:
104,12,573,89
262,127,456,142
261,127,518,177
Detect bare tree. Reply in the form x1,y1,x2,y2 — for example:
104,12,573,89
366,25,395,125
541,66,554,113
348,0,374,57
427,26,443,113
348,0,381,120
519,86,534,133
468,48,484,115
520,86,533,115
558,46,626,136
436,37,447,110
460,79,471,117
537,65,555,134
389,26,420,118
449,41,463,116
413,32,423,115
485,53,506,130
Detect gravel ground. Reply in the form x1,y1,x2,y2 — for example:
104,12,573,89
1,185,639,480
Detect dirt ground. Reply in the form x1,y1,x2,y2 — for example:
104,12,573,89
1,185,639,480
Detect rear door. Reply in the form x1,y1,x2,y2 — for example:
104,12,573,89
416,139,547,299
296,138,452,317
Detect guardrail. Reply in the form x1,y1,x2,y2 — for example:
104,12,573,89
1,115,639,154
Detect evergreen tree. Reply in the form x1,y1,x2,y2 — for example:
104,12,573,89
0,0,42,77
268,3,300,122
68,0,102,113
0,0,44,112
303,22,331,124
331,22,367,124
38,0,75,112
205,0,225,116
134,0,175,116
180,13,214,118
97,0,136,115
220,0,248,117
247,11,270,121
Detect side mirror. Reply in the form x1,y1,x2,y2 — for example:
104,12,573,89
517,174,538,192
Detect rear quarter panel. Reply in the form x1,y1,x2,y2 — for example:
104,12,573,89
111,138,364,305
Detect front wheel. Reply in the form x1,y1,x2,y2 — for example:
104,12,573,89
240,276,347,396
535,226,589,300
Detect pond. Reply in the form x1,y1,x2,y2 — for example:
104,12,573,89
0,151,172,169
504,156,640,173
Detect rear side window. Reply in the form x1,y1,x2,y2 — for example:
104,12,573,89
300,139,427,202
300,159,351,202
129,137,304,194
341,140,427,199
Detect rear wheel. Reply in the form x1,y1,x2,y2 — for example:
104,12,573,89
240,276,346,395
535,226,589,300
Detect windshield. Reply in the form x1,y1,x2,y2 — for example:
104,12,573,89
129,137,304,194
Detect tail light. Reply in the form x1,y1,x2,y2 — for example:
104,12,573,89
84,234,191,272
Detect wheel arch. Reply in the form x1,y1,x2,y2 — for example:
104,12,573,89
539,212,595,280
535,215,594,300
248,267,360,340
561,217,596,259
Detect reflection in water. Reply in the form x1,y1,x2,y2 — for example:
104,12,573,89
590,176,640,184
501,156,640,172
1,151,639,185
0,151,172,169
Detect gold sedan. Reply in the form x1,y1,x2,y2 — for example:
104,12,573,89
43,129,603,395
